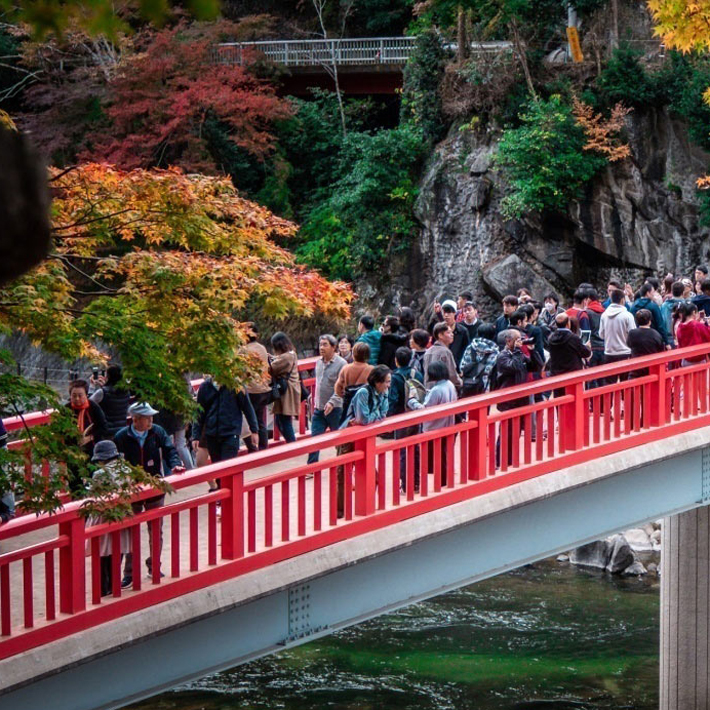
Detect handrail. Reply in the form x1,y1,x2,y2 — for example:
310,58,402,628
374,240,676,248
2,343,710,659
213,37,512,68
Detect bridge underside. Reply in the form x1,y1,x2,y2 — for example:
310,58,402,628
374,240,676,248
278,65,403,95
2,430,708,710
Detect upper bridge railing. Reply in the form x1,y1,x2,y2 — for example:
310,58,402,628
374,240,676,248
2,344,710,660
213,37,512,68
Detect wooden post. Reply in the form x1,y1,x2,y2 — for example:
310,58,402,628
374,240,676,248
221,470,244,560
470,407,488,480
354,434,376,517
649,362,667,427
58,517,86,615
564,381,585,451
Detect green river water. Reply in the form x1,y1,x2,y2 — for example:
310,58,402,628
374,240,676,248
130,559,659,710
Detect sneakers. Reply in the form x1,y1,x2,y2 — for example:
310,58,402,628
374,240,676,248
121,576,132,589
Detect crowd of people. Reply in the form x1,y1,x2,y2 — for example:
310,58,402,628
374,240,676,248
5,269,710,593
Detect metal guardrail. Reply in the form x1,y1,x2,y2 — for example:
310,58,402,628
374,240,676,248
213,37,512,68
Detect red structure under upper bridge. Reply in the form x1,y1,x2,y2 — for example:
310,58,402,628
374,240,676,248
212,37,513,95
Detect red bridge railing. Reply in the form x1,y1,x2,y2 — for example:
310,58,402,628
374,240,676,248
2,345,710,660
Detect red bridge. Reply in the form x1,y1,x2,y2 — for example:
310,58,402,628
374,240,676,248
1,346,709,710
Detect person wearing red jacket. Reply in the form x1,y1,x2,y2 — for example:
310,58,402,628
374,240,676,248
676,302,710,365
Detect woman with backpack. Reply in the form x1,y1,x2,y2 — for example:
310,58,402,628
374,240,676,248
388,347,425,493
335,365,391,517
269,332,301,443
334,342,374,425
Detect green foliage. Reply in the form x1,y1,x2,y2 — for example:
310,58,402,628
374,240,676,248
594,44,661,109
0,0,218,39
203,116,266,194
264,90,347,217
400,30,447,144
0,349,169,518
697,186,710,227
347,0,412,36
296,126,424,280
656,52,710,151
495,96,606,219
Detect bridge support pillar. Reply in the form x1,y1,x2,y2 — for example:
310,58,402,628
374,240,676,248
660,506,710,710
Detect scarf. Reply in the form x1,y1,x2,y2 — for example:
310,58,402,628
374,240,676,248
71,400,91,434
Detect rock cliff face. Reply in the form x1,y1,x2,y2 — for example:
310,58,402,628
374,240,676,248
363,107,710,320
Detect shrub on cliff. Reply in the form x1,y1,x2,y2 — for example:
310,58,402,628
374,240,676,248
296,126,423,280
400,30,447,144
495,96,607,219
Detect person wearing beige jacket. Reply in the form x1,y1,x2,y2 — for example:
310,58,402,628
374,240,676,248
270,332,301,443
245,325,271,451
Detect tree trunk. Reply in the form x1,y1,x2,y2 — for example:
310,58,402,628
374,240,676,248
610,0,619,52
457,5,467,64
511,19,537,99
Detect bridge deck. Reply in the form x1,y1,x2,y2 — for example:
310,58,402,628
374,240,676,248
2,401,578,635
4,344,710,684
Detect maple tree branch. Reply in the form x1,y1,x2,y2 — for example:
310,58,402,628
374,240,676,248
52,254,117,292
52,207,135,231
48,165,80,183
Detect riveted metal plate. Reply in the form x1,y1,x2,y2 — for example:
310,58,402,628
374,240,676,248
702,448,710,503
286,583,323,641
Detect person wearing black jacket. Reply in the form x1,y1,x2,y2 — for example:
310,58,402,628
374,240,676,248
494,330,533,467
628,309,664,377
378,315,409,369
115,401,185,587
495,295,519,335
90,365,132,437
192,378,259,469
441,303,470,368
547,313,592,396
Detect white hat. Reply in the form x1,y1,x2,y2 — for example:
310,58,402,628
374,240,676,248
441,299,458,311
128,402,159,417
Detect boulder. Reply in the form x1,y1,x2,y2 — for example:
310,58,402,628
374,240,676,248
623,527,654,552
483,254,557,301
569,535,636,574
622,561,647,576
606,534,635,574
569,540,609,570
647,562,659,575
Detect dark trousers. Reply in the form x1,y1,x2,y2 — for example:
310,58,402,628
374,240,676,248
603,353,631,385
307,407,343,464
427,432,450,485
205,434,240,488
587,349,605,388
101,553,124,596
275,414,296,443
396,426,420,492
123,494,165,581
246,392,270,452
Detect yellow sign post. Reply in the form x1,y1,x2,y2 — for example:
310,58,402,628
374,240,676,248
566,26,584,63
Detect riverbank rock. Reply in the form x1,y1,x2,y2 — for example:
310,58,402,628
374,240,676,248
568,534,636,574
622,561,647,576
623,527,654,552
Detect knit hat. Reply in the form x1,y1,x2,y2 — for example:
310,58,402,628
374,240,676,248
91,440,121,462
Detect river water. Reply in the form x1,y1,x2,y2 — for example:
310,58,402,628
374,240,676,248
129,559,659,710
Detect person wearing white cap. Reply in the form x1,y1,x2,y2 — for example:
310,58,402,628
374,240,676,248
114,402,185,588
